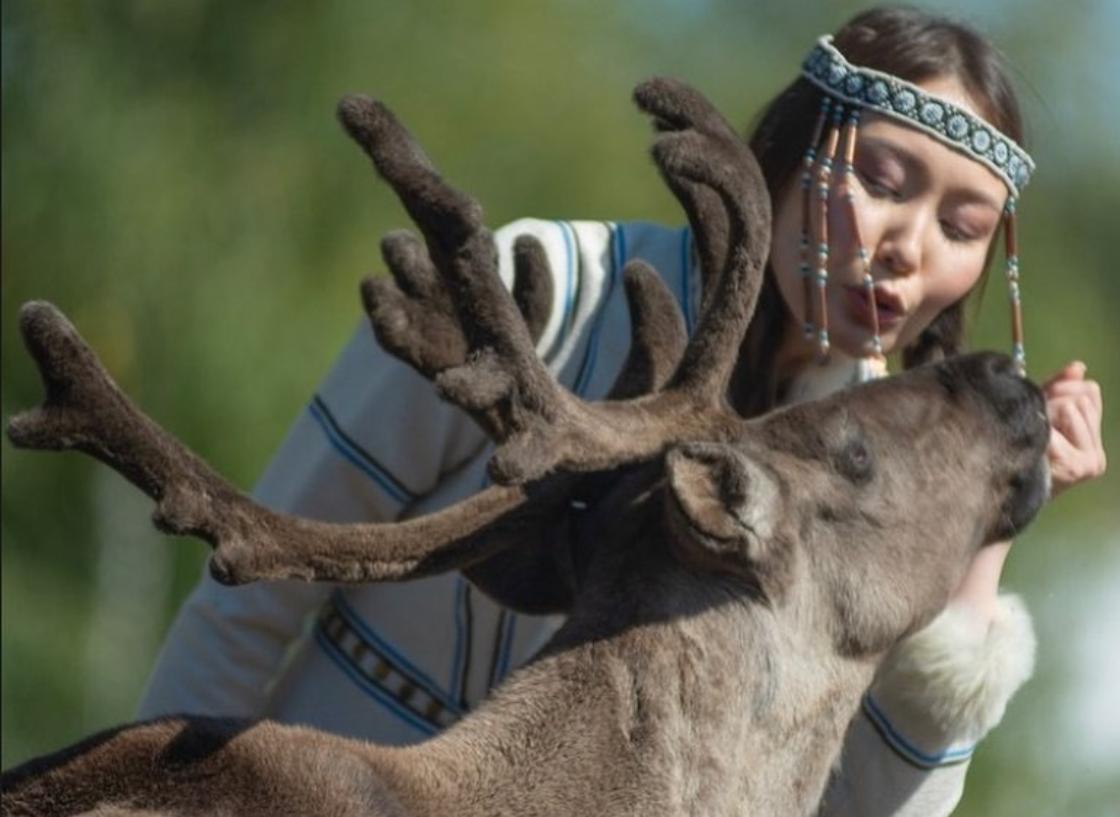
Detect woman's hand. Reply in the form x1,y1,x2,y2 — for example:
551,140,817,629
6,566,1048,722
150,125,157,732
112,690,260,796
1042,361,1107,497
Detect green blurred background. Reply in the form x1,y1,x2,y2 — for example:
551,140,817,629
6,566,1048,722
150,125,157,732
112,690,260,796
2,1,1116,812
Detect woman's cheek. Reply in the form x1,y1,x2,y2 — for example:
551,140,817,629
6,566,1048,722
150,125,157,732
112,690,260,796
907,248,987,339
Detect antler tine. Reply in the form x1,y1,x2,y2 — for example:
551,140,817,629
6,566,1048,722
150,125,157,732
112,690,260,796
338,95,536,355
610,259,689,400
6,301,537,585
510,235,555,349
633,80,730,304
634,77,772,402
362,230,467,377
337,96,479,259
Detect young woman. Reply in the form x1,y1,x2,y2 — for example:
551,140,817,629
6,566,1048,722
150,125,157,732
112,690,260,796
137,7,1105,815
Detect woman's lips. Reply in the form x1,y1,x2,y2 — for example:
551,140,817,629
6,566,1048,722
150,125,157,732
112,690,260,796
843,285,905,332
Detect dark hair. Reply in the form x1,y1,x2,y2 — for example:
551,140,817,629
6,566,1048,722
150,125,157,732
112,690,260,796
729,5,1026,417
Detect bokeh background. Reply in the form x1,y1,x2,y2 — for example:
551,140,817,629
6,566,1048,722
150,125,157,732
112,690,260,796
2,1,1117,812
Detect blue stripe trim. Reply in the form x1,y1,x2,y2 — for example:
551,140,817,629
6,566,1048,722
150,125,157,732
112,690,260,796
573,222,624,396
679,226,694,336
555,220,578,350
310,396,417,500
449,576,468,696
313,627,437,736
496,612,518,682
863,694,975,769
332,591,463,714
307,398,414,505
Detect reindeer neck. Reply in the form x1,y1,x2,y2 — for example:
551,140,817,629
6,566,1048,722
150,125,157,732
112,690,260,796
370,505,877,817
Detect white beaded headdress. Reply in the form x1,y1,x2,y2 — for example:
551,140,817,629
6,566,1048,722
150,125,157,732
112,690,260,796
797,35,1034,374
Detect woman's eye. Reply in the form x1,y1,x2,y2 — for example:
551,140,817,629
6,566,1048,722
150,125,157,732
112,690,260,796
940,219,977,243
857,169,899,199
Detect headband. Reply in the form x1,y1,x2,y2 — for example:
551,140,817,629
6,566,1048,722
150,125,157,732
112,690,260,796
802,35,1034,197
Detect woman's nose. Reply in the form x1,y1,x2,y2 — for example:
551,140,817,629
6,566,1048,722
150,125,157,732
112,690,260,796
873,212,925,277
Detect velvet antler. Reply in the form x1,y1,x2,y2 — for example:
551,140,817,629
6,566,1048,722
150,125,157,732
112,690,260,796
6,301,534,584
338,78,770,485
6,79,760,591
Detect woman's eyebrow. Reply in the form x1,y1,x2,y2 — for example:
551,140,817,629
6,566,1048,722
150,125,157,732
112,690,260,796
858,135,1002,213
947,187,1003,215
857,135,927,181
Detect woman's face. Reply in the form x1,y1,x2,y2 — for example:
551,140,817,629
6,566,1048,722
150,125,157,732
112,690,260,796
770,75,1009,360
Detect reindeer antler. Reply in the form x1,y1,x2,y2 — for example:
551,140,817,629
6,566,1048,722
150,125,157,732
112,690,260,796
6,301,538,584
339,78,770,485
6,79,761,591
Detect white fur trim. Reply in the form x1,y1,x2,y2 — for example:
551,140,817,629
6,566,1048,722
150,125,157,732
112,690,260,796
783,352,872,406
872,594,1036,745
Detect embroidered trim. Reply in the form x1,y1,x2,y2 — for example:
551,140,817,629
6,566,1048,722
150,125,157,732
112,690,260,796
316,593,463,733
313,628,438,736
332,591,463,713
802,36,1034,195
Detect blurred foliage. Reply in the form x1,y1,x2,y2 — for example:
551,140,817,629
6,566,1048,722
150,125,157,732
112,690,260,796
2,1,1117,813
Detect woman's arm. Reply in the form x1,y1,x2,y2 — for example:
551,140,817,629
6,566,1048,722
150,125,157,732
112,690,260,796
135,216,592,720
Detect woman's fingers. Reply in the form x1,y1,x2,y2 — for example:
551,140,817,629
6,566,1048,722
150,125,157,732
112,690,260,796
1041,359,1086,390
1044,377,1101,405
1045,387,1107,496
1050,398,1093,454
1040,361,1106,498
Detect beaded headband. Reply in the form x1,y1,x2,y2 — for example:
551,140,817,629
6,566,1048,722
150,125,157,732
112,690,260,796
803,36,1034,196
796,35,1032,374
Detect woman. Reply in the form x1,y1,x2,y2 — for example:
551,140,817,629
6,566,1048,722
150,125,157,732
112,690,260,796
138,7,1105,815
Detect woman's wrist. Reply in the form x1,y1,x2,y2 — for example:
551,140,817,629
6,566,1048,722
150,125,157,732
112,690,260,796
948,540,1013,622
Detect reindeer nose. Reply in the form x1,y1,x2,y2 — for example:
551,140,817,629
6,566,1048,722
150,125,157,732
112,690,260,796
954,352,1048,450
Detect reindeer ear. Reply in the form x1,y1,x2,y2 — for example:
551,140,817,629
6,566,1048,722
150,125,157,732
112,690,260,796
665,443,780,578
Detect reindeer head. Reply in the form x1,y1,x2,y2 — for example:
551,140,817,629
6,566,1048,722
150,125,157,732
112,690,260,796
666,351,1049,654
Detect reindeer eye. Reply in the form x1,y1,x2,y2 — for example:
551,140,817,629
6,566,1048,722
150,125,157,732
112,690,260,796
836,438,874,485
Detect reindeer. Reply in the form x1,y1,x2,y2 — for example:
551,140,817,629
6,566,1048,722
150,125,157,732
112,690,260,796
0,79,1050,817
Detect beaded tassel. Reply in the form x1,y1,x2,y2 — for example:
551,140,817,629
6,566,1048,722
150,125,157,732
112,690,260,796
836,108,885,366
800,97,832,340
812,103,844,361
1004,199,1026,375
